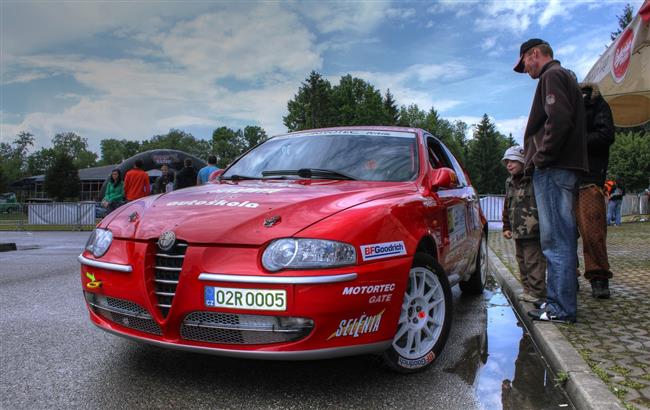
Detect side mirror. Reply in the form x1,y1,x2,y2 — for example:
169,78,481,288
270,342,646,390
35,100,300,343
431,167,459,190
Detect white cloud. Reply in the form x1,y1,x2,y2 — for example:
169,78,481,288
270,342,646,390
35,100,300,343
385,8,416,20
295,2,390,34
481,37,498,51
0,4,326,150
0,2,213,56
539,0,566,27
157,5,321,81
344,62,469,113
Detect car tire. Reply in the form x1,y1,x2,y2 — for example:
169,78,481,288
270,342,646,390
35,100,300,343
459,231,488,295
383,252,452,373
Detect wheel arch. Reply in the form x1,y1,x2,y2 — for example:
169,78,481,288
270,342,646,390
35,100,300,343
415,235,438,261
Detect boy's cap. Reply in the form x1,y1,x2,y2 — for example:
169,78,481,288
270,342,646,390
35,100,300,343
502,146,524,165
514,38,549,73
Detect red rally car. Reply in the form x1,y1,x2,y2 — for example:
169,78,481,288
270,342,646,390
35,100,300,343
79,126,488,372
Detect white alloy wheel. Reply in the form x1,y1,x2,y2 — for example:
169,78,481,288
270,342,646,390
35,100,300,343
383,252,452,373
392,266,446,359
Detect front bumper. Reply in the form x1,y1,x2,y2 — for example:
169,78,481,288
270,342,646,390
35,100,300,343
79,239,411,358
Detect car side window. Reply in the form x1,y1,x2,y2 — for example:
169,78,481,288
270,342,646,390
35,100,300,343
440,144,468,187
426,135,467,187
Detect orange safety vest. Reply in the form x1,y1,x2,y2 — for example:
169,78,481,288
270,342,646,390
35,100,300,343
604,180,615,196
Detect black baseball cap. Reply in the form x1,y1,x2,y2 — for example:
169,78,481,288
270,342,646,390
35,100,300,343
513,38,549,73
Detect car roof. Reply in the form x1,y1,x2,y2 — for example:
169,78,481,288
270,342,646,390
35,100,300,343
275,126,423,138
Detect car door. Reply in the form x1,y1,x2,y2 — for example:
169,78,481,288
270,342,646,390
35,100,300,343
425,135,472,278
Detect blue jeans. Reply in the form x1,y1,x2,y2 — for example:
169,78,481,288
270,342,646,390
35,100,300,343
607,199,622,226
533,168,579,322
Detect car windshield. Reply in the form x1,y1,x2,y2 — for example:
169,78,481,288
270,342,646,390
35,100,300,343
223,130,419,182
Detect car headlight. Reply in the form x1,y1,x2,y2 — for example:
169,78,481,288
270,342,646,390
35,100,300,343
85,228,113,258
262,238,356,272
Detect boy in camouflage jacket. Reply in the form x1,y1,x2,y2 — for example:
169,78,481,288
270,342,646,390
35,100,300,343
501,146,547,303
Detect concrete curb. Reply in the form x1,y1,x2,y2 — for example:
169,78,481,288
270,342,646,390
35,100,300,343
488,246,623,410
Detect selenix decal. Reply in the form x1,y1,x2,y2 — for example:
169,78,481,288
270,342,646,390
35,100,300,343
328,309,385,340
85,272,102,289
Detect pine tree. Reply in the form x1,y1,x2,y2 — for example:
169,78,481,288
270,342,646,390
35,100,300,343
382,89,400,125
466,114,511,194
283,71,333,131
611,3,634,41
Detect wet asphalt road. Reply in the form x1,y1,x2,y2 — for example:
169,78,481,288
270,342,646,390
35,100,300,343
0,232,569,409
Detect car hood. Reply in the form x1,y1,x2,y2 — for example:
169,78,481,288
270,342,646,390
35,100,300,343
105,180,415,245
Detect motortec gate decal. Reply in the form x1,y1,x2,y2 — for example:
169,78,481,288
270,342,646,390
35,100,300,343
327,310,385,340
342,283,396,304
360,241,406,261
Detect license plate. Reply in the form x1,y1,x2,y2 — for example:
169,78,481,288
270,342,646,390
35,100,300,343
204,286,287,311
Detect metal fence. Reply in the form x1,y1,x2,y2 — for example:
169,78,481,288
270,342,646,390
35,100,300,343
479,194,649,222
0,202,98,230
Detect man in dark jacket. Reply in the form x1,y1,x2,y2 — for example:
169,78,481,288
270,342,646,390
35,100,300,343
153,164,175,194
576,82,615,299
514,39,588,323
175,158,198,190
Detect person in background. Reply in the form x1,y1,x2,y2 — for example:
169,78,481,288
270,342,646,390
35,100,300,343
153,165,175,194
607,177,625,226
501,146,547,304
175,158,197,190
197,155,219,185
101,169,124,213
123,159,151,201
514,38,587,323
576,82,615,299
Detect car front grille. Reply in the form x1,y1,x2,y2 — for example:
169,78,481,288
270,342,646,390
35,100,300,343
154,241,187,318
180,311,313,345
84,291,161,335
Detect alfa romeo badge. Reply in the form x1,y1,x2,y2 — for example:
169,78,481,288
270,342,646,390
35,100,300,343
158,231,176,251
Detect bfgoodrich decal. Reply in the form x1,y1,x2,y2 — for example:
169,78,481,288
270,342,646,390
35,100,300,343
360,241,406,261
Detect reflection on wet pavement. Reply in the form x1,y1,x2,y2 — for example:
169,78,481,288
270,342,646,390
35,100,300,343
445,280,573,409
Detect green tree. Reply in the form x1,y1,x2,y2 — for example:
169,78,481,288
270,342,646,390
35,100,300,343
465,114,510,194
142,129,211,158
611,3,634,41
52,132,97,168
608,131,650,192
26,148,57,176
212,126,244,168
0,131,35,182
242,126,268,151
0,163,8,193
99,139,142,165
44,152,80,201
382,89,400,125
284,71,334,131
397,104,427,128
331,75,385,126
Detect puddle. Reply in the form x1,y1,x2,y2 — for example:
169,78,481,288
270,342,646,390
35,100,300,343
445,281,573,410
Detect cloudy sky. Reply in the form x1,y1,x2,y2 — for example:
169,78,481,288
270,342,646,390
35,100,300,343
0,0,643,153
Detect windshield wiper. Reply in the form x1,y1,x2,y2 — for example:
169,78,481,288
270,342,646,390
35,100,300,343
220,174,260,181
262,168,357,180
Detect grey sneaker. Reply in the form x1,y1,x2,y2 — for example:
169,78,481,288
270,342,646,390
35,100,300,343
518,293,540,303
527,308,573,323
